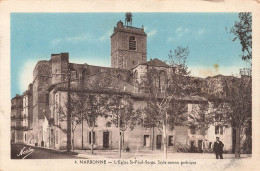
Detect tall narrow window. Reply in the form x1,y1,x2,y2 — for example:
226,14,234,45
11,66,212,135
215,125,223,135
129,36,136,50
168,136,173,146
89,132,96,144
220,126,223,135
215,113,222,122
215,113,219,121
117,73,121,79
191,127,196,134
56,130,58,144
159,71,166,92
209,142,212,148
215,125,220,134
70,70,77,82
190,125,196,134
143,135,150,147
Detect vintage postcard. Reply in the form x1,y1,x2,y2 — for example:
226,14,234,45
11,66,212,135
0,0,260,171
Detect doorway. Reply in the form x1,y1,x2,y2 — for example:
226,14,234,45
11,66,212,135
103,132,109,148
198,140,203,152
156,135,162,149
190,141,195,152
50,129,54,148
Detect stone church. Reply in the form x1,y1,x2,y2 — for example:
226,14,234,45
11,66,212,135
11,14,245,153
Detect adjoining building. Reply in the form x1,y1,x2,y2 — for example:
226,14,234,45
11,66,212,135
11,84,33,143
11,14,248,153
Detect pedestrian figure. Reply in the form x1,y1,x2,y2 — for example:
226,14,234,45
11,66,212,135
213,137,224,159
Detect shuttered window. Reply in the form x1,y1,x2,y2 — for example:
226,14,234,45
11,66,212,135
129,36,136,50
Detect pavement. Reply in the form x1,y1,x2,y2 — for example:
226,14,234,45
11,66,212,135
11,143,252,159
74,149,252,159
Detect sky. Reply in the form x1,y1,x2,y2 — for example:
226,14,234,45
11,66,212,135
11,12,249,98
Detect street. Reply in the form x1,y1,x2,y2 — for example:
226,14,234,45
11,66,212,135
11,143,252,160
11,144,81,159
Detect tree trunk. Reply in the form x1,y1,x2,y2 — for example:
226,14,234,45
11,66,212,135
235,127,241,158
163,124,167,159
152,126,154,151
122,131,125,150
72,131,74,151
119,129,121,158
118,112,121,158
91,127,94,154
82,121,84,149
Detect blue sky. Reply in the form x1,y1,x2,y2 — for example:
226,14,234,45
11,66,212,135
11,13,249,98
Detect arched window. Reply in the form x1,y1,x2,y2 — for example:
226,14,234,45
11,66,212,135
129,36,136,50
117,73,121,79
134,70,138,82
159,71,166,92
70,70,77,82
150,68,159,90
133,70,139,92
82,69,88,76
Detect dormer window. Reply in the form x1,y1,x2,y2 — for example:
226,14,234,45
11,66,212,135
129,36,136,50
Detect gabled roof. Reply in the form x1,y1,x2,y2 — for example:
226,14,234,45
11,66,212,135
131,58,169,70
143,58,169,67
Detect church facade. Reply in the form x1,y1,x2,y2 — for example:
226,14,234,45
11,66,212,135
11,16,244,153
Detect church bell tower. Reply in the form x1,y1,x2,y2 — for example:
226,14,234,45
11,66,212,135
110,13,147,69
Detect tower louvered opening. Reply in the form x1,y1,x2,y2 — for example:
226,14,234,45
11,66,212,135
129,36,137,50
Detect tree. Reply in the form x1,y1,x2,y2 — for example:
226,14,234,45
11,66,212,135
105,94,139,158
140,46,194,159
85,94,108,154
230,12,252,64
192,76,252,157
139,107,158,151
56,89,89,151
188,101,215,152
214,76,251,157
225,12,252,157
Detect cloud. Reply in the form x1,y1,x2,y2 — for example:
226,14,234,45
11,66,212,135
176,27,182,32
175,27,190,38
19,59,39,93
168,27,206,43
51,39,62,46
167,27,190,43
167,37,174,43
50,33,91,46
198,28,206,35
65,34,90,42
147,29,157,37
189,65,241,78
144,27,157,37
99,30,113,41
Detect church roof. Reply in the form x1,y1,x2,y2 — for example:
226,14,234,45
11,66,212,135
142,58,169,67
